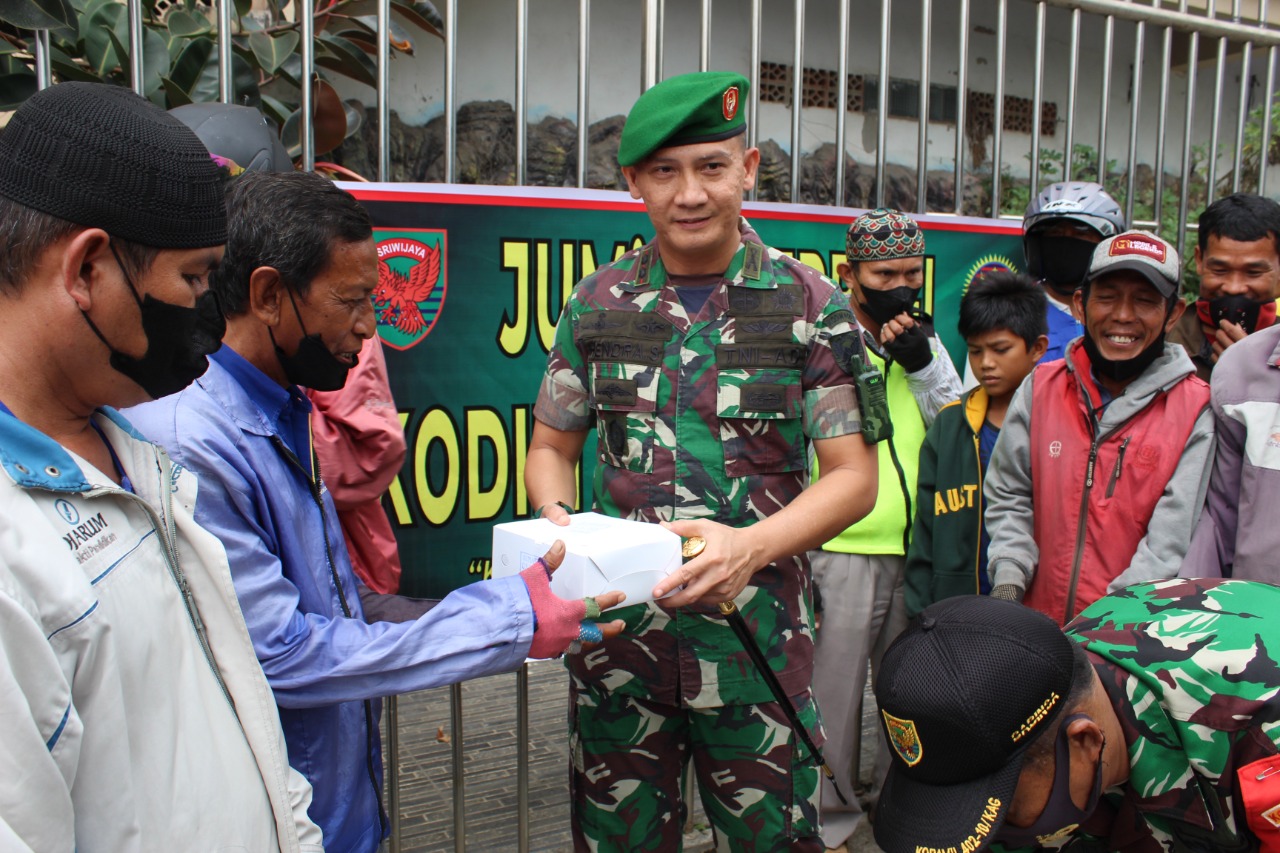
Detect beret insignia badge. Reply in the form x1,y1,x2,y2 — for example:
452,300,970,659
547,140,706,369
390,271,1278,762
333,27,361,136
722,85,739,121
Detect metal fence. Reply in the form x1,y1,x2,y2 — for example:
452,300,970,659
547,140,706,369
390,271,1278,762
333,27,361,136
16,0,1280,849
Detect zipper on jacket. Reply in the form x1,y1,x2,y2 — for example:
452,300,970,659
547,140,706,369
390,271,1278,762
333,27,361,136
273,434,390,841
1104,436,1131,499
87,460,236,712
1063,427,1101,625
972,433,984,595
1063,388,1156,623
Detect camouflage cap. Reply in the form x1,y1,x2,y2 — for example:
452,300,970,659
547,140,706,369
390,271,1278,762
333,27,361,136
618,71,749,167
845,208,926,262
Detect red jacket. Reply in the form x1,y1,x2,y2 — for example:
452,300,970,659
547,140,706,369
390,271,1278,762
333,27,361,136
309,337,406,594
1024,343,1208,624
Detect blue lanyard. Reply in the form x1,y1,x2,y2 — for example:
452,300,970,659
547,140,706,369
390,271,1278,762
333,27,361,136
89,420,134,494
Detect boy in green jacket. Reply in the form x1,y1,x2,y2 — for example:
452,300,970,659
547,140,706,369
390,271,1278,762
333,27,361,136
904,272,1047,616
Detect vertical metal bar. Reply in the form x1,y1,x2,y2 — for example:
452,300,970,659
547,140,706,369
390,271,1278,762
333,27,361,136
576,0,589,189
300,0,315,171
1065,9,1081,181
1231,0,1251,194
1208,0,1226,203
128,0,145,95
991,0,1007,218
790,0,805,203
1177,0,1198,260
1153,0,1172,234
954,0,969,214
641,0,659,92
445,0,458,183
387,697,401,853
33,30,52,90
656,0,665,82
516,665,530,853
378,0,392,181
700,0,711,72
1125,18,1145,228
916,0,931,213
515,0,528,184
835,0,850,206
216,0,233,102
1030,3,1045,202
1097,14,1114,184
875,0,890,207
748,0,761,201
1261,0,1277,195
451,683,465,852
1262,52,1277,195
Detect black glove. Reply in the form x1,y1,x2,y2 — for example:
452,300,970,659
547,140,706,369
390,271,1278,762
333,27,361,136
882,322,934,373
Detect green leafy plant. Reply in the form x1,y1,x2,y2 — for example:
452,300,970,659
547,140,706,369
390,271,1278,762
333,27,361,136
0,0,443,166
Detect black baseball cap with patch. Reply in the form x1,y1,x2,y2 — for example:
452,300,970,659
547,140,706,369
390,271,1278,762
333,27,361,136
872,596,1077,853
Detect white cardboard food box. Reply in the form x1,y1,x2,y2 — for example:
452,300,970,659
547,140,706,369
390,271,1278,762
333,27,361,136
490,512,682,608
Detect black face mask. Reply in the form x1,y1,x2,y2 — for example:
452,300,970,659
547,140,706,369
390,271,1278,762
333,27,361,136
270,286,355,392
997,714,1105,849
1081,329,1166,384
1027,236,1098,296
82,245,225,399
859,285,920,326
1195,293,1277,337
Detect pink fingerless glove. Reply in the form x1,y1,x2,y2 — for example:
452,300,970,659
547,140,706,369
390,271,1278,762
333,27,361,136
520,559,587,659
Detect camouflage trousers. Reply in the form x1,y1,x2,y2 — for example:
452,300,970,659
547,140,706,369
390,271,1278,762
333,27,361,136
569,681,823,852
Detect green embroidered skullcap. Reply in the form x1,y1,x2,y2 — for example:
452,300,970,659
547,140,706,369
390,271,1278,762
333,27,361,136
618,71,749,166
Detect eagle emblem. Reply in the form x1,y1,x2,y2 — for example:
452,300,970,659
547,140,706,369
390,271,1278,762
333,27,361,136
373,231,448,350
883,710,923,766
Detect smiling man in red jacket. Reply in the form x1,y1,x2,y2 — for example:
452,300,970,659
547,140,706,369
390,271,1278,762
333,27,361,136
982,230,1214,626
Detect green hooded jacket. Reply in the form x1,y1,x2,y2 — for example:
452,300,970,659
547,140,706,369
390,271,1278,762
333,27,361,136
903,386,989,617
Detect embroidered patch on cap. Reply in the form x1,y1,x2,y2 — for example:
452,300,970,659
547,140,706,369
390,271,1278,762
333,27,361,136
722,85,739,121
1109,235,1166,263
883,710,923,766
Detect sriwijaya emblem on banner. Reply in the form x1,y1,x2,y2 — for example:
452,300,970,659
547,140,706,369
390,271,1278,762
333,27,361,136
373,229,448,351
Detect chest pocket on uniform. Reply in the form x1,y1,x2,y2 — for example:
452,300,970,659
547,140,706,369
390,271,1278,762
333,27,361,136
589,362,659,472
715,342,806,477
576,310,672,474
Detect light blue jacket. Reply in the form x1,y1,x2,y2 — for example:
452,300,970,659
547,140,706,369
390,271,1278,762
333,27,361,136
128,349,535,853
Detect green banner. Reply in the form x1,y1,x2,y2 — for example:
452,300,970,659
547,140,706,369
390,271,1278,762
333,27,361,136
346,184,1023,599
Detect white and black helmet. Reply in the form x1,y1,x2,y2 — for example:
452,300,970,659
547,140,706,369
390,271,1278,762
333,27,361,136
1023,181,1126,288
1024,181,1124,238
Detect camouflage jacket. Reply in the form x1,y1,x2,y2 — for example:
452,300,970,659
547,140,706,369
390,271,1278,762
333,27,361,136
533,217,862,708
1052,579,1280,853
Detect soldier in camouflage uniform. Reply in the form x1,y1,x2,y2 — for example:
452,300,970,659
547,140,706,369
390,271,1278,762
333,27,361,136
525,71,879,852
869,579,1280,853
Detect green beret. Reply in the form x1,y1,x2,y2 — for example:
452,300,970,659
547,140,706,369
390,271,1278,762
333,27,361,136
618,71,750,166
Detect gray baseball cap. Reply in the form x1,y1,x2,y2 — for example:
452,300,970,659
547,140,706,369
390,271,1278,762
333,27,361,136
1087,230,1180,298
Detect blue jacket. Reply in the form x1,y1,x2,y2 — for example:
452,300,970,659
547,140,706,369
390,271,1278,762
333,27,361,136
128,349,536,853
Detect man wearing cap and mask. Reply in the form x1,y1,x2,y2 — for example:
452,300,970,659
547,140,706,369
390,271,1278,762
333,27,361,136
524,70,878,851
808,207,961,851
871,578,1280,853
983,231,1214,626
1180,196,1280,583
0,82,321,850
1168,193,1280,381
127,170,626,853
